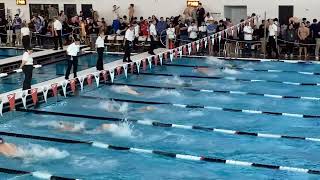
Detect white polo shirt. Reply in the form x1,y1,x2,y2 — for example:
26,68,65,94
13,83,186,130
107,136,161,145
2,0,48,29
21,27,30,36
268,24,278,37
134,24,140,37
243,25,253,40
22,52,33,65
95,36,105,48
188,25,198,39
67,43,80,57
149,24,157,36
125,28,135,42
53,20,62,31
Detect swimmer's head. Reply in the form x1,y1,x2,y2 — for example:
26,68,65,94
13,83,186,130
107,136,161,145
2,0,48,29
183,83,192,87
0,138,4,144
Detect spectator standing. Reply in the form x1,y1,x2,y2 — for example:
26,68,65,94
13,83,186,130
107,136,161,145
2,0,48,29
133,21,140,50
48,5,58,20
0,18,7,45
243,22,253,56
59,11,68,23
204,12,214,25
196,3,206,27
166,23,176,49
298,23,310,58
206,20,217,36
112,5,120,20
88,19,99,50
6,17,13,46
13,14,22,46
188,21,198,41
198,22,207,39
315,22,320,60
128,4,135,23
285,23,297,58
267,19,279,59
53,16,63,50
21,23,30,50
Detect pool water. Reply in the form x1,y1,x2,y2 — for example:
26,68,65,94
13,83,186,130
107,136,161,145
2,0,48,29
0,48,25,59
1,57,320,179
0,53,122,93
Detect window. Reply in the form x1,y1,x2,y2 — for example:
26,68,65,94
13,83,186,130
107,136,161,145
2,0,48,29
187,0,199,7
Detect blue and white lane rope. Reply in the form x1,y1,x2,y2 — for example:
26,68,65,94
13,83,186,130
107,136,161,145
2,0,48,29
79,96,320,119
220,57,320,65
17,109,320,143
106,83,320,101
163,63,320,76
139,72,320,87
0,167,77,180
1,131,320,176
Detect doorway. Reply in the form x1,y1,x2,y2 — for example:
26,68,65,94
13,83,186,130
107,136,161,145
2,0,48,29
224,6,247,24
81,4,92,19
64,4,77,18
279,6,293,25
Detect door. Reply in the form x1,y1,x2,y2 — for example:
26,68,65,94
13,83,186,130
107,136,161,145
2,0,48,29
64,4,77,18
81,4,92,19
279,6,293,25
0,3,5,19
224,6,247,24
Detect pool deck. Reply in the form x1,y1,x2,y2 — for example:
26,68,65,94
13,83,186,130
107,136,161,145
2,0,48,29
0,48,167,103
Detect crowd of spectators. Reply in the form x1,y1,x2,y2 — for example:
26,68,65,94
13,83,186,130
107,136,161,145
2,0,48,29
0,2,319,59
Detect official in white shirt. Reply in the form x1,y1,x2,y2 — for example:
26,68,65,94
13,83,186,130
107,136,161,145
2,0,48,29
148,20,157,55
123,24,135,62
267,19,279,59
95,32,106,70
53,16,63,50
65,39,80,79
20,48,34,90
243,22,253,55
21,23,30,50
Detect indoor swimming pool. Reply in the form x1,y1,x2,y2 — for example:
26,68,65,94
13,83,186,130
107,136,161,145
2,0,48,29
1,57,320,179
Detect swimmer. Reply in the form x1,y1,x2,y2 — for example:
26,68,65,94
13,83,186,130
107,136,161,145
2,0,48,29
136,105,157,113
0,138,18,157
114,86,141,96
194,67,211,76
57,121,84,133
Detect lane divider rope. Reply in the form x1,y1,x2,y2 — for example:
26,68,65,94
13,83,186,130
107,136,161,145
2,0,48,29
17,108,320,143
78,95,320,119
139,72,320,87
106,82,320,101
0,166,77,180
0,130,319,176
163,63,320,76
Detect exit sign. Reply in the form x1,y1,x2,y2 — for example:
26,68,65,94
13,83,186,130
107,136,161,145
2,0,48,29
16,0,27,5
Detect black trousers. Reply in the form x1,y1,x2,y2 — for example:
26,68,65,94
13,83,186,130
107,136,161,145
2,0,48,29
148,36,156,54
22,35,30,50
286,43,294,55
54,30,63,49
123,41,132,62
267,36,279,58
96,47,104,70
22,65,33,90
65,56,78,79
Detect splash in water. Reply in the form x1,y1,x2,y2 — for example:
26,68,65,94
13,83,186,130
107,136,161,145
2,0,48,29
87,121,136,138
110,85,140,96
222,68,240,75
151,89,182,97
15,144,69,163
98,101,129,114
